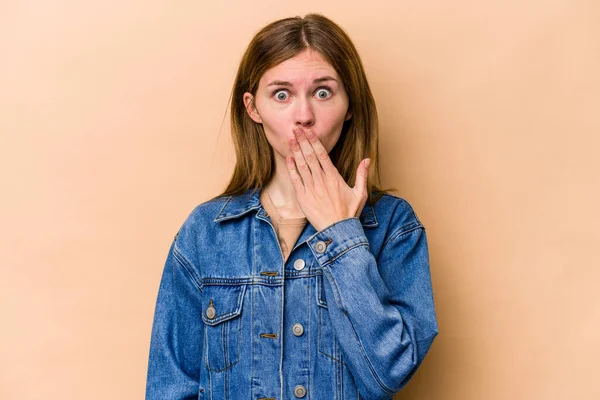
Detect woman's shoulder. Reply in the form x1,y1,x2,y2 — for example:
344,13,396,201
170,194,235,252
371,191,425,233
181,193,232,227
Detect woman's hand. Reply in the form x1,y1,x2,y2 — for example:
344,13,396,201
286,126,371,232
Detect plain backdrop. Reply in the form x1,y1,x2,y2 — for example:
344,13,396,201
1,1,599,399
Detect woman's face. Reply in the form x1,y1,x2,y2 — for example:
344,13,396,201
243,48,352,161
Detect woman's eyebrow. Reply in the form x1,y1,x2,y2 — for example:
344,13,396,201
266,76,338,87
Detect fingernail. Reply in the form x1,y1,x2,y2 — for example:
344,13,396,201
294,127,303,135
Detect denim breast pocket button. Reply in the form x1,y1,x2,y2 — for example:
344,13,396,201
205,299,216,319
201,284,247,372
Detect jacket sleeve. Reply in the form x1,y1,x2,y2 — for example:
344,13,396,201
145,238,204,400
307,210,439,399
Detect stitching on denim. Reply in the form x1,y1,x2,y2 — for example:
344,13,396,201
318,241,369,267
284,270,321,279
400,197,423,226
340,354,344,399
278,253,285,399
223,322,229,399
317,276,322,352
203,327,241,373
250,275,255,399
337,349,342,400
213,195,232,222
172,246,202,292
202,285,245,373
221,321,227,371
317,275,346,366
202,277,283,287
202,324,236,372
206,330,212,400
315,273,327,308
307,279,311,397
201,285,246,326
321,266,346,313
237,306,243,371
317,349,347,365
340,348,344,397
307,217,361,244
381,224,423,252
201,271,322,285
344,311,396,396
251,218,257,400
335,342,339,399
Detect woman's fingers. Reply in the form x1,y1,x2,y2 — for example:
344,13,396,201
286,155,305,194
299,127,338,176
354,158,370,193
289,133,313,189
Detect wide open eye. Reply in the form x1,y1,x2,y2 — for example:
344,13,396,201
273,89,289,101
315,88,332,99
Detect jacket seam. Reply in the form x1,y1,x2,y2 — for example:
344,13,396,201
172,243,202,292
380,224,424,253
216,195,233,218
320,241,369,267
320,267,347,315
392,197,423,226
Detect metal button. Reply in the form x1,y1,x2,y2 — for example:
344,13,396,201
315,240,327,254
292,323,304,336
206,299,216,319
293,259,305,271
293,385,306,398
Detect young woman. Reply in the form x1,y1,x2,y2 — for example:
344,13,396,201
146,13,439,400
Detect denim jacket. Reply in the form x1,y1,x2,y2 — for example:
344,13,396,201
145,188,439,400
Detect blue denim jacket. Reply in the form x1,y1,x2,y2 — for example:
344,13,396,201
146,188,439,400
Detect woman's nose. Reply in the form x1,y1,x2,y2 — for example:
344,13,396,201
294,97,314,128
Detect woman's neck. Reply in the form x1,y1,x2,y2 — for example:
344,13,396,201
264,157,306,219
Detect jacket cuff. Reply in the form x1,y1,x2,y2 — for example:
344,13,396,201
307,217,369,266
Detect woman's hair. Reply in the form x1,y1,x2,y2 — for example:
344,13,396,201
214,13,395,204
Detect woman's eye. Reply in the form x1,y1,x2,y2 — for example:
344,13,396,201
274,90,289,101
315,88,332,99
272,88,332,101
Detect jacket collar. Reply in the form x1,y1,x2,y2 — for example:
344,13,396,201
214,187,379,228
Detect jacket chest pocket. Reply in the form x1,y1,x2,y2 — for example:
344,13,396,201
201,284,247,372
316,273,345,365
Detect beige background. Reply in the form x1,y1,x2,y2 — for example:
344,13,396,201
1,1,598,399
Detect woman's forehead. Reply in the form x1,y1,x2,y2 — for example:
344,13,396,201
260,50,339,86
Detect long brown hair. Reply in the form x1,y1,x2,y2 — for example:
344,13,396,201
214,13,395,205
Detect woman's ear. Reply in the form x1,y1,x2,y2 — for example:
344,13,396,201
243,92,262,124
344,108,353,121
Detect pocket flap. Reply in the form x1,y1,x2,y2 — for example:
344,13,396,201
201,284,247,326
